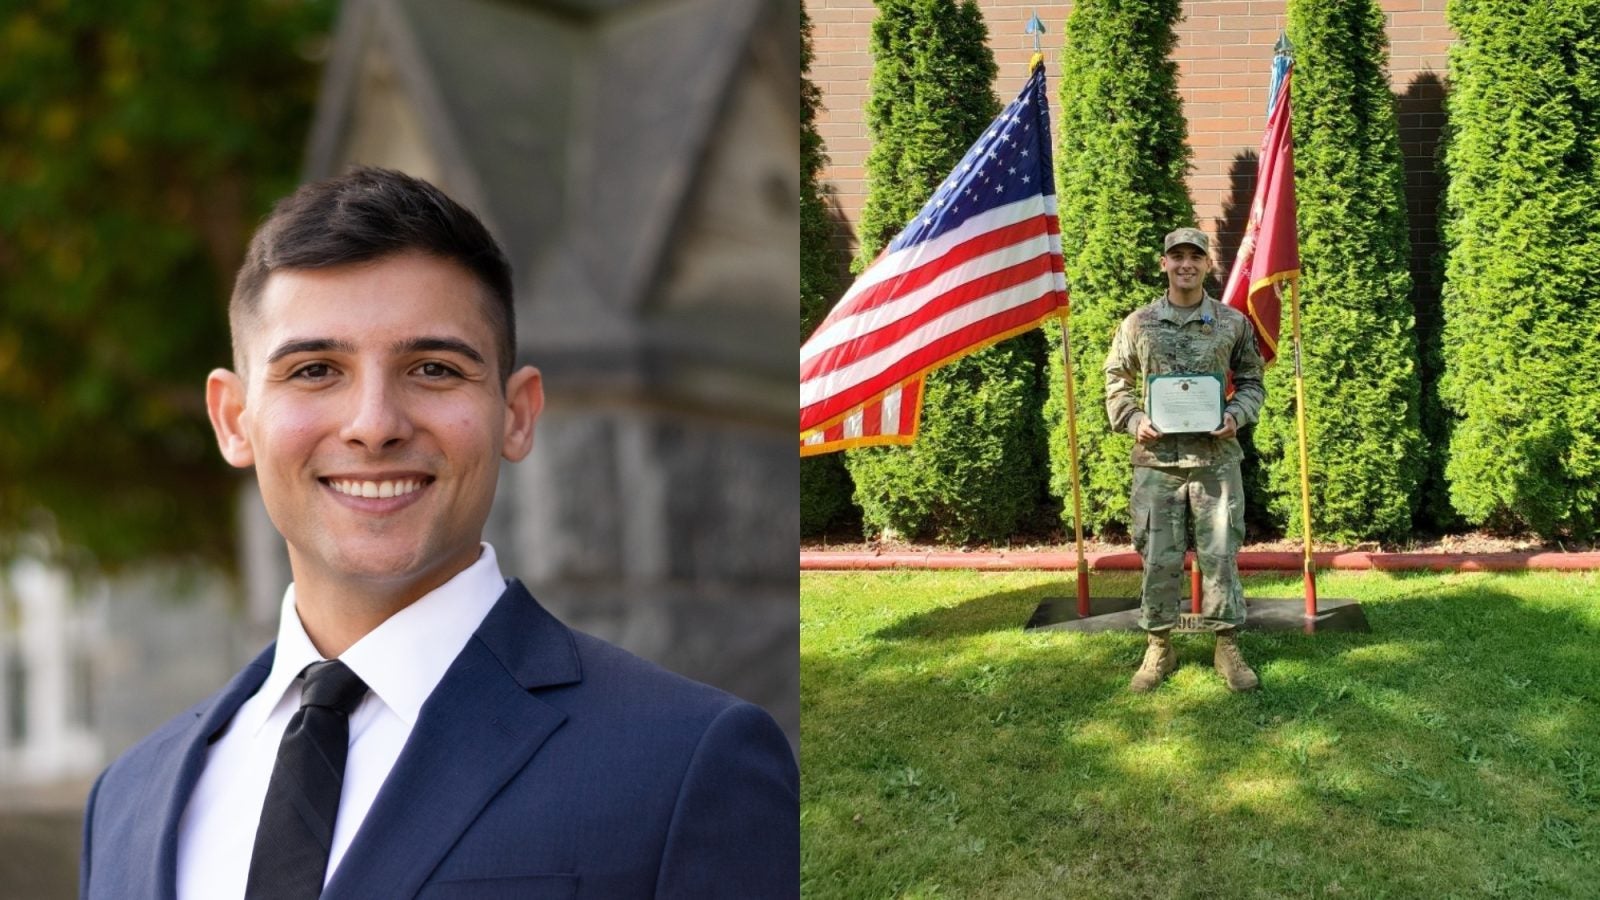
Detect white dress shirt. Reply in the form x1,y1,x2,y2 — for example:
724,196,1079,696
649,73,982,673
175,544,509,900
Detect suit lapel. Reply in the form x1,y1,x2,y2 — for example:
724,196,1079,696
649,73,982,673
137,647,274,900
325,581,581,900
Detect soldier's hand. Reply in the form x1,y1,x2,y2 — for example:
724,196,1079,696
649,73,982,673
1135,417,1163,443
1209,413,1239,439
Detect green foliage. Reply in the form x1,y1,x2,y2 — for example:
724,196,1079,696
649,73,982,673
1438,0,1600,539
850,332,1051,543
0,2,335,567
853,0,998,269
843,0,1050,543
1413,203,1459,534
801,5,839,341
801,6,858,538
1252,0,1424,542
801,448,860,540
1048,0,1195,537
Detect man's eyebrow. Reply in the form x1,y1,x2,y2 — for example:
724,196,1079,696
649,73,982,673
266,338,358,364
393,337,487,366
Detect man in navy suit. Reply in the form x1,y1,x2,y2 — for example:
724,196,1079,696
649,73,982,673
79,167,798,899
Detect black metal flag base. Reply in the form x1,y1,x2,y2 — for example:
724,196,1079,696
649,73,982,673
1025,596,1370,634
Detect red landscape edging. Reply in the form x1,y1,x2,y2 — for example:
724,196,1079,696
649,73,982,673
800,550,1600,572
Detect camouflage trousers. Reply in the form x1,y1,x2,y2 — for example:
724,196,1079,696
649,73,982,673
1130,461,1246,632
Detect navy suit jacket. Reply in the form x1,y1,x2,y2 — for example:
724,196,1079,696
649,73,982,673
80,580,799,899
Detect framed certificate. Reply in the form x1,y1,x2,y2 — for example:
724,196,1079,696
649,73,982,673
1146,373,1224,434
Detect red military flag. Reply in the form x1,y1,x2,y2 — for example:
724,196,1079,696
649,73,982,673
800,59,1068,455
1221,52,1299,365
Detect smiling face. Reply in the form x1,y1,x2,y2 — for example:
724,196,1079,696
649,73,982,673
1160,244,1212,298
207,251,542,609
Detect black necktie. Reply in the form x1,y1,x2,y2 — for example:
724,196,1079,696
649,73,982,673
244,659,369,900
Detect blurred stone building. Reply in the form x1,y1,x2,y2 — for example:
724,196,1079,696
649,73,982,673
267,0,801,735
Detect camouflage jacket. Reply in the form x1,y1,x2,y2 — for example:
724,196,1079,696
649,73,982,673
1103,293,1267,468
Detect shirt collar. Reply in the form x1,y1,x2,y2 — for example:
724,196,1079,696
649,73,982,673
243,543,508,735
1158,292,1217,324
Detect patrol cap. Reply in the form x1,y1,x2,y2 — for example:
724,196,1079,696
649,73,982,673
1163,227,1210,255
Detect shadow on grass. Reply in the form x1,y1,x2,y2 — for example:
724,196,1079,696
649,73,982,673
869,580,1089,642
804,576,1600,898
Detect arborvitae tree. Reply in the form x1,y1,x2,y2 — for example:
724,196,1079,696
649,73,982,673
802,6,836,339
1245,0,1425,543
844,0,1051,543
800,5,858,538
1438,0,1600,539
1048,0,1196,536
850,0,997,277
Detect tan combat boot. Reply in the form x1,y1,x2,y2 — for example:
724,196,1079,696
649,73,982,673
1214,629,1260,692
1129,630,1176,693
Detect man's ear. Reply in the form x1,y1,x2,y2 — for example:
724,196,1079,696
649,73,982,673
502,365,544,463
206,368,255,468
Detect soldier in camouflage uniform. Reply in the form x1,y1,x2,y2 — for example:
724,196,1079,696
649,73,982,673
1103,227,1266,693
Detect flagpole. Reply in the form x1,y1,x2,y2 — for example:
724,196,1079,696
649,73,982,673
1289,278,1318,615
1059,312,1091,617
1026,12,1089,617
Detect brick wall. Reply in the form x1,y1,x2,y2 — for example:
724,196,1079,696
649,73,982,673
807,0,1451,291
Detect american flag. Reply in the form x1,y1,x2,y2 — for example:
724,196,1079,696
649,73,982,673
800,59,1068,456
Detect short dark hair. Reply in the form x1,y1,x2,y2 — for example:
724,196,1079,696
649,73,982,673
230,166,515,382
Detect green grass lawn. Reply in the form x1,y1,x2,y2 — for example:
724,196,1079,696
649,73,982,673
801,570,1600,899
